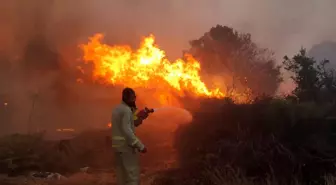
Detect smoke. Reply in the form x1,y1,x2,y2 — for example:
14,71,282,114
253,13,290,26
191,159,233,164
309,41,336,69
4,0,336,58
0,0,335,134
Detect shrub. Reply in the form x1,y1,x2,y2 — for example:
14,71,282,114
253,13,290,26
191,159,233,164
154,98,336,184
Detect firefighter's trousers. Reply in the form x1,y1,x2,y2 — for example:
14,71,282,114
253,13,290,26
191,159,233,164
114,147,140,185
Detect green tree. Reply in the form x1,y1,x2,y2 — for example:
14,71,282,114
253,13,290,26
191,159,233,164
187,25,282,98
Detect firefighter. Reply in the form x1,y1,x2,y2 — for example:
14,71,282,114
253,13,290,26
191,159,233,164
111,87,150,185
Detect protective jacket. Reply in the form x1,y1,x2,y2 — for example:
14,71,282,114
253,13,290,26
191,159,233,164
111,102,145,151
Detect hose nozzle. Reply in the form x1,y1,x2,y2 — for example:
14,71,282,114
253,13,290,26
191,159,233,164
144,107,154,113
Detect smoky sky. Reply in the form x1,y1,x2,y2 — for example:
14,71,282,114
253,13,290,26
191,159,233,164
1,0,336,93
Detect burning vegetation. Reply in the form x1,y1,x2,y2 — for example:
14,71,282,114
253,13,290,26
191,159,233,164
78,33,251,104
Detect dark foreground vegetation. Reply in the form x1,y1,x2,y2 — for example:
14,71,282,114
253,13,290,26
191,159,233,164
153,99,336,185
1,99,336,185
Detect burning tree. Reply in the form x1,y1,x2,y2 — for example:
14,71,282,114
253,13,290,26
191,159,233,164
187,25,282,98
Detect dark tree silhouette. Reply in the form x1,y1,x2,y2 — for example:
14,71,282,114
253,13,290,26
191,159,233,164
283,48,336,102
187,25,282,98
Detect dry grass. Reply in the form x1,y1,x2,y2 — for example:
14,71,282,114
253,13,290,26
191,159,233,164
0,165,336,185
0,173,115,185
0,171,159,185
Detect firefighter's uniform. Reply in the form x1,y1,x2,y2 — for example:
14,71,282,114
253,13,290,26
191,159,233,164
111,102,145,185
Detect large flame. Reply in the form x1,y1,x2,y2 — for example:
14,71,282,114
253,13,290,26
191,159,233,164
79,34,247,101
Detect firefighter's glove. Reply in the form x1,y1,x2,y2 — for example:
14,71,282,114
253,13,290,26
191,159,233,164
136,109,150,120
139,146,147,153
